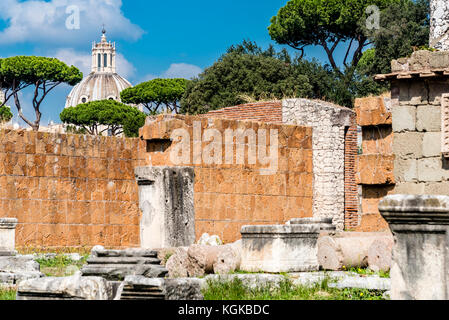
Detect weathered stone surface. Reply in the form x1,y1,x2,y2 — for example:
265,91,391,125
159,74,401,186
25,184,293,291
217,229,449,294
422,132,442,157
0,256,40,273
368,238,393,273
213,241,242,275
135,166,195,249
283,99,354,231
357,155,395,185
416,105,441,132
394,158,417,182
155,248,178,266
115,276,204,300
0,218,17,254
197,233,223,246
392,105,416,133
166,247,189,278
417,157,449,182
186,245,222,277
379,195,449,300
81,247,167,281
430,0,449,50
17,275,113,300
287,218,336,231
355,97,392,126
240,223,320,273
393,182,426,195
393,132,423,160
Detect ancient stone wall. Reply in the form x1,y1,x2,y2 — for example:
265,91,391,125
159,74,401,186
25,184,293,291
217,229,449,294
0,129,146,249
140,114,314,243
355,97,394,232
376,50,449,195
206,101,282,124
282,99,354,231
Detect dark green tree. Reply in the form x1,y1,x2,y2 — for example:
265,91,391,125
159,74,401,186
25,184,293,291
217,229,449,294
60,100,146,138
0,56,83,131
180,41,323,114
268,0,399,77
121,78,188,115
0,106,13,123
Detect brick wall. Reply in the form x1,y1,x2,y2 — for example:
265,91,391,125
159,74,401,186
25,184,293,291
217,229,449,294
206,101,282,123
344,120,359,230
354,97,395,232
140,115,314,243
0,129,146,249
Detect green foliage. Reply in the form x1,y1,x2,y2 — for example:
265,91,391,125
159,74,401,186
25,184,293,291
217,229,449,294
268,0,398,73
343,266,390,279
0,106,13,123
121,78,188,114
0,288,16,300
0,56,83,130
181,41,344,114
36,254,89,278
60,100,146,137
203,277,385,300
362,0,430,75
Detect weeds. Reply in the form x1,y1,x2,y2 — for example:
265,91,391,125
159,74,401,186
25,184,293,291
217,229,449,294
202,277,385,300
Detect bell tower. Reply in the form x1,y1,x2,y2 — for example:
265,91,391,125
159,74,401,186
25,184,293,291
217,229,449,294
91,27,116,73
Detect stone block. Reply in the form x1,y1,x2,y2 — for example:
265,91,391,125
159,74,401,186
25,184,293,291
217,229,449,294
16,275,114,300
80,247,167,281
425,181,449,195
416,105,441,132
115,276,204,300
394,158,417,182
429,51,449,69
393,182,426,195
422,132,442,157
240,222,320,273
357,154,395,185
355,97,392,126
417,157,449,182
379,195,449,300
0,218,17,255
392,105,416,132
393,132,423,159
135,166,195,249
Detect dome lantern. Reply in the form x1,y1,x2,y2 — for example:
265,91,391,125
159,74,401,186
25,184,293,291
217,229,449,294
65,29,132,108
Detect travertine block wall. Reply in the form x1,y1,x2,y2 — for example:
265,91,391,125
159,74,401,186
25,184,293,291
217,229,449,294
282,99,354,231
0,129,146,249
139,115,314,243
392,78,449,194
355,97,394,232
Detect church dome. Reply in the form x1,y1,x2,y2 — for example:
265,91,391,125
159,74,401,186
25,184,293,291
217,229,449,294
65,29,132,108
65,73,132,107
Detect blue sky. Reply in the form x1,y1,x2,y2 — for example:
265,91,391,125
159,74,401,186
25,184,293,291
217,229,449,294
0,0,340,125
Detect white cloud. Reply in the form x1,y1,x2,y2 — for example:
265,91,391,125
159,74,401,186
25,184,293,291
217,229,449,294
162,63,203,79
54,48,136,79
142,63,203,82
0,0,144,46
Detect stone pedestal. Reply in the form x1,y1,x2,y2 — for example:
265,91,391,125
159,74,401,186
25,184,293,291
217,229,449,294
135,166,195,249
240,222,320,273
379,195,449,300
0,218,18,256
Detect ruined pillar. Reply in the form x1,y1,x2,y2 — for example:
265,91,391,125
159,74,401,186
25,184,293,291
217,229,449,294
0,218,17,256
430,0,449,50
379,195,449,300
240,220,321,273
135,166,195,249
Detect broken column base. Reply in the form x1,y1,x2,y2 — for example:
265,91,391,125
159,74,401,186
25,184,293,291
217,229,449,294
0,218,18,256
379,195,449,300
240,223,320,273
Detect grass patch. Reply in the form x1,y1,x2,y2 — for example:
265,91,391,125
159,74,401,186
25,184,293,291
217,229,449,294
36,254,89,277
203,277,385,301
343,267,390,279
0,288,16,301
